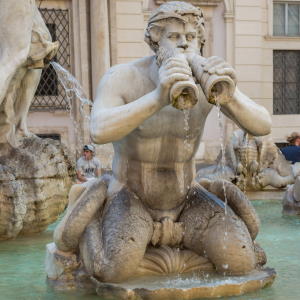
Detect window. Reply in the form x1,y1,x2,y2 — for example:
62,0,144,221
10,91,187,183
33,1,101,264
273,2,300,36
31,8,71,111
273,50,300,114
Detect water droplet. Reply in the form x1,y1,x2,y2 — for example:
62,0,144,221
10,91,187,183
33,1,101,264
222,263,229,269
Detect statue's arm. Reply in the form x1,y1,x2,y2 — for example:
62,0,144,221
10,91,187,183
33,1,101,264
220,87,271,136
91,60,191,144
90,68,163,144
189,55,271,136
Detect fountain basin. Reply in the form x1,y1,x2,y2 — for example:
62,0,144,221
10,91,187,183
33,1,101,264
2,200,298,299
93,269,276,300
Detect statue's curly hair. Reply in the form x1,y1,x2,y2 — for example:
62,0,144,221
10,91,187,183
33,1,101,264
144,1,205,55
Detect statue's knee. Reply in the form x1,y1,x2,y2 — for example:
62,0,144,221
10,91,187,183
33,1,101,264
213,244,256,275
95,263,131,283
222,256,256,275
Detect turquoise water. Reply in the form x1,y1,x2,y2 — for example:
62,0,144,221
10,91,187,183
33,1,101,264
0,200,299,300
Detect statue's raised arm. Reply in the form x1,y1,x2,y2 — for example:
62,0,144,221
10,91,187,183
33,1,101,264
187,54,271,136
90,51,194,144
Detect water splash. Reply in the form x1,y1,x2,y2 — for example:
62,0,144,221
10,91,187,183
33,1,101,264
51,62,93,157
183,109,192,152
215,102,228,216
51,62,92,108
243,133,249,193
215,101,229,270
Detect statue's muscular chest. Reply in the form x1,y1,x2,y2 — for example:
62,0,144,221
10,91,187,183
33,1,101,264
135,102,204,139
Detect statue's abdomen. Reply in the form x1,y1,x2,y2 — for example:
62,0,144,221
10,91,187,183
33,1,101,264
127,160,194,211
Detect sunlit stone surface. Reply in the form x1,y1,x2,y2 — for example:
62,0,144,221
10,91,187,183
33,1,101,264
0,1,73,240
0,0,58,146
94,269,276,300
283,176,300,216
197,129,296,191
0,136,74,240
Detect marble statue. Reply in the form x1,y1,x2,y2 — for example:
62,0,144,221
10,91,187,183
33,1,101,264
49,1,274,291
0,0,73,240
0,0,58,146
197,129,296,190
283,176,300,215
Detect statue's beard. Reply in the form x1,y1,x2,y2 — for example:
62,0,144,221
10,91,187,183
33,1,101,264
155,46,175,67
155,46,198,67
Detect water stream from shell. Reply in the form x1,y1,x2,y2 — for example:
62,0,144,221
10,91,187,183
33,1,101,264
215,101,229,271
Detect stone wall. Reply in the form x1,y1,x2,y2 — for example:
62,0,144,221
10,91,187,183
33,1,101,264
233,0,300,143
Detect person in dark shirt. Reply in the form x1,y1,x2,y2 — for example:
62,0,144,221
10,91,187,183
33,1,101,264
281,132,300,164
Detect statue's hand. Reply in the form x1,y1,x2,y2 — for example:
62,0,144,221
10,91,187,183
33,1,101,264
186,54,236,105
202,56,237,86
156,56,192,106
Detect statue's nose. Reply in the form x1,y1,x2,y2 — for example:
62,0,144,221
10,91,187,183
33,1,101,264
178,37,188,50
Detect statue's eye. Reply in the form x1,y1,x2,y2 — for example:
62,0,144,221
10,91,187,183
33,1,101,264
168,33,179,40
186,34,196,41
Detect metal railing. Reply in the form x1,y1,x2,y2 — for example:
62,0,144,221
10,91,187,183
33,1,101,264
31,8,71,111
273,50,300,115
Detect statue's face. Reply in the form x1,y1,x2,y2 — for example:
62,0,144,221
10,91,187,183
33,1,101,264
159,20,198,56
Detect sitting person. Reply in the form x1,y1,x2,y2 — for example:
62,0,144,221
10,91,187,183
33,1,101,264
281,132,300,164
65,144,101,209
76,144,101,183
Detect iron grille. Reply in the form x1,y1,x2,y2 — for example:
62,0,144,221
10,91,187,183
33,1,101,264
273,50,300,114
30,8,70,111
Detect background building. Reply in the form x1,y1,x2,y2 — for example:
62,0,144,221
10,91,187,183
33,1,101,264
28,0,300,165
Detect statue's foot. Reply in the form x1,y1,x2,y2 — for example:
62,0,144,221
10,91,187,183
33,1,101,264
16,127,36,139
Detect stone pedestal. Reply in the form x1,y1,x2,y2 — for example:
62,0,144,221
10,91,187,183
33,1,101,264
46,240,276,299
0,136,74,240
93,268,276,300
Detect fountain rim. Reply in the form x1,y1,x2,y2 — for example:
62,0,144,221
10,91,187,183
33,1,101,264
93,267,276,300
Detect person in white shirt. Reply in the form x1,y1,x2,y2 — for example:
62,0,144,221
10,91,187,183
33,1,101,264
76,144,101,183
66,144,102,208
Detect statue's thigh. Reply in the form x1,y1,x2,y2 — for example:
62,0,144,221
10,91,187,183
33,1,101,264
103,188,153,257
180,187,256,275
203,213,256,275
83,187,153,282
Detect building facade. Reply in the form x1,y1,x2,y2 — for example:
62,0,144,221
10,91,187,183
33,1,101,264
28,0,300,164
